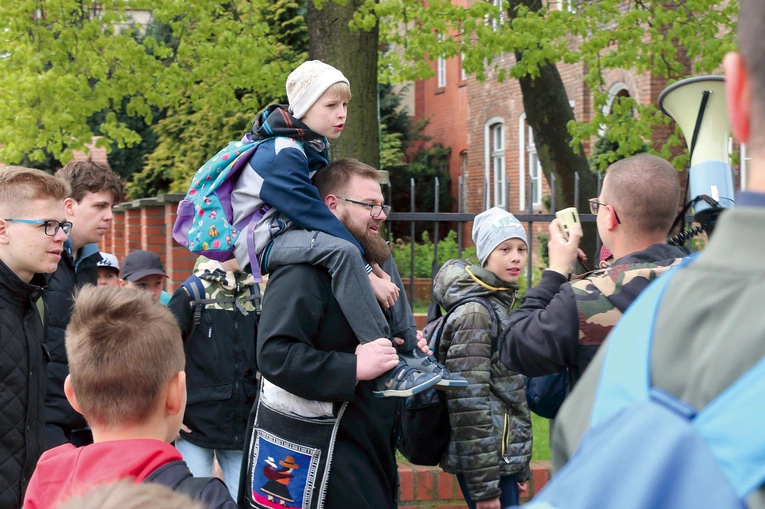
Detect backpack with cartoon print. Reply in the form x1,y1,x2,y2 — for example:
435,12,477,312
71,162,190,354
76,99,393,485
172,133,274,277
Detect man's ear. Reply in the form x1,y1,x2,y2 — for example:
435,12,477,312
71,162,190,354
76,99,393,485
325,194,340,212
64,197,77,218
0,219,9,246
606,206,619,231
165,371,186,417
725,52,751,145
64,375,84,415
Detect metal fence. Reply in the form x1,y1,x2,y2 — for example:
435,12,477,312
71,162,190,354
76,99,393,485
384,171,606,306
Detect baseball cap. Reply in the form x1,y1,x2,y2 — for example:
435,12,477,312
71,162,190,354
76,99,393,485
121,250,168,282
96,252,120,273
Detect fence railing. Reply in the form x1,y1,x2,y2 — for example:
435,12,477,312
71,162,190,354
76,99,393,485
385,171,607,308
385,171,698,309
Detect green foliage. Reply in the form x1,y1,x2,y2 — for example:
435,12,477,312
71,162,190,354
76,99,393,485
0,0,293,172
537,233,549,268
588,131,648,174
127,0,309,197
129,104,253,198
391,230,477,279
363,0,738,169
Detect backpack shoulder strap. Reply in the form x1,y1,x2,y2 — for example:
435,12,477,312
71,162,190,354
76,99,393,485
435,296,500,354
181,275,206,339
590,255,697,427
143,460,219,501
174,474,220,501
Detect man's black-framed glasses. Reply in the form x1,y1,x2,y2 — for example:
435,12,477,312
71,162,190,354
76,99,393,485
339,198,391,218
588,199,621,224
4,218,73,236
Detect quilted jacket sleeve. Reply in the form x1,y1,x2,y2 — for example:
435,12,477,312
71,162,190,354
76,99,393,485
442,303,501,502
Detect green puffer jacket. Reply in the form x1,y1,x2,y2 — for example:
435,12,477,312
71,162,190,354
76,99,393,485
434,259,532,502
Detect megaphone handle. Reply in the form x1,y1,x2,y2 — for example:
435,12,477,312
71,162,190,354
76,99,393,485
689,90,712,162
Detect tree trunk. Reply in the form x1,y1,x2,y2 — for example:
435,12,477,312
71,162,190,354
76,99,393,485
510,0,598,260
307,0,380,169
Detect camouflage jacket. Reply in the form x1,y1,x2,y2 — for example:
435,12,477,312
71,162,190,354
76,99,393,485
433,259,532,501
501,243,689,385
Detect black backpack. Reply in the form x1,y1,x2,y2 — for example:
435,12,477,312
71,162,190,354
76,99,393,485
398,296,499,466
181,274,262,341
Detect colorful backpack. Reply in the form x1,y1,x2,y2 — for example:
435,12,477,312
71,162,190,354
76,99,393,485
522,254,765,509
172,133,286,279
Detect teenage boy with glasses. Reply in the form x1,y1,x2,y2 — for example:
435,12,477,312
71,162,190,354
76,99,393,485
0,166,71,509
498,154,689,390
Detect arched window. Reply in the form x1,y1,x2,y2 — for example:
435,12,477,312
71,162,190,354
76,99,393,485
518,113,542,211
484,117,506,208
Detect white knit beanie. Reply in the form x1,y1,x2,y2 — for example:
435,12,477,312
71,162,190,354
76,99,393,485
286,60,350,120
472,207,528,266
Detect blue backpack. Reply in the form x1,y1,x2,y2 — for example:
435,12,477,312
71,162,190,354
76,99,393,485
524,254,765,509
172,133,296,279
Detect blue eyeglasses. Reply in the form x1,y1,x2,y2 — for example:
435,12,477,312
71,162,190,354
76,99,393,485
4,218,73,236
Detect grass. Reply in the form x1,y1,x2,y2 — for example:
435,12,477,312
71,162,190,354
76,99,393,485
531,413,551,461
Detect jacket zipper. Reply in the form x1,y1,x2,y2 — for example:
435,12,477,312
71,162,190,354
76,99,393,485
502,413,512,463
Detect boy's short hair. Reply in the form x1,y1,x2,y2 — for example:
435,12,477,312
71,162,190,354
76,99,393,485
313,158,383,200
58,479,204,509
65,286,184,428
0,166,71,216
603,153,679,237
56,160,125,204
325,82,352,103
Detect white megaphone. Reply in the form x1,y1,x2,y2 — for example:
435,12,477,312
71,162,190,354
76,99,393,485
658,76,734,226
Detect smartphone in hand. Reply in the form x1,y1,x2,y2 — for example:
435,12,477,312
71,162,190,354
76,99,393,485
556,207,582,240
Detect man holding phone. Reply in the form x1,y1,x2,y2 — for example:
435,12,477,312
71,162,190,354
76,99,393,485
498,153,688,387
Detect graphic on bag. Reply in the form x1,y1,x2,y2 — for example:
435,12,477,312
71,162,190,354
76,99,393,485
250,434,320,508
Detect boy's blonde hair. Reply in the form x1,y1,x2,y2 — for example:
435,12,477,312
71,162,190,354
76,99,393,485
58,479,204,509
325,82,352,103
0,166,71,216
65,286,185,428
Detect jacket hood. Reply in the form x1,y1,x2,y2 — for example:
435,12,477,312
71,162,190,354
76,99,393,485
433,259,518,311
251,105,329,154
24,439,182,508
194,258,257,290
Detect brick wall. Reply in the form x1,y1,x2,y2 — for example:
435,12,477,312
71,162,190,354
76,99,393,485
397,460,552,507
99,193,197,293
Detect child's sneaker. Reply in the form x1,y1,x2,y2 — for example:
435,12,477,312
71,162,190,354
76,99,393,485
398,349,469,388
372,360,442,398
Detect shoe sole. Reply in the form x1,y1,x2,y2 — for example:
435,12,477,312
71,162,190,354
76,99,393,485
435,379,469,388
372,373,443,398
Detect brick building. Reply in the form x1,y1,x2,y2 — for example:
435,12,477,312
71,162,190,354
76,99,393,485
409,3,747,238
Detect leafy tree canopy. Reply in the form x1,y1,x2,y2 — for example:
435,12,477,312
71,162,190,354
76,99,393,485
0,0,291,166
357,0,738,169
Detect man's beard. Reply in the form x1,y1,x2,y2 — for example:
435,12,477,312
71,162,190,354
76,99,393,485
345,216,390,265
356,230,390,265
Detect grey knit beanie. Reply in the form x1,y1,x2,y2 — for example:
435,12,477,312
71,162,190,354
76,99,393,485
472,207,528,266
286,60,350,120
